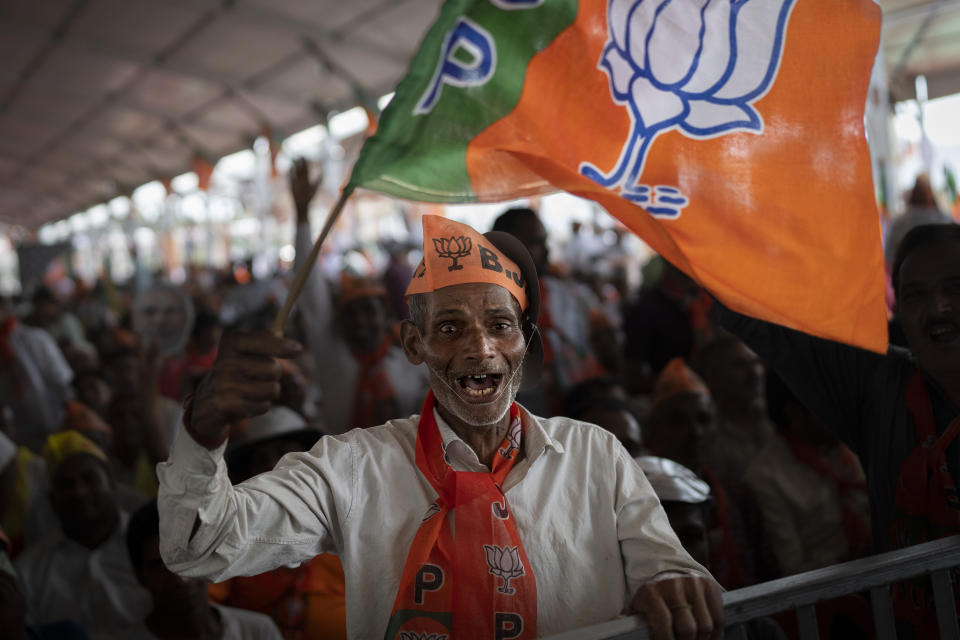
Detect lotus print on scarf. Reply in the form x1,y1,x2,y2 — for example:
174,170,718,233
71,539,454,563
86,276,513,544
484,544,525,594
579,0,797,216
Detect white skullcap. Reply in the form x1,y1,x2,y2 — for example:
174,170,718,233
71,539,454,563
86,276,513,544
637,455,711,504
228,406,315,451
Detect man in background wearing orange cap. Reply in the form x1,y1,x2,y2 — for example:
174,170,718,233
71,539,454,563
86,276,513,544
15,430,151,638
288,159,429,433
158,215,721,640
645,358,753,589
695,333,774,488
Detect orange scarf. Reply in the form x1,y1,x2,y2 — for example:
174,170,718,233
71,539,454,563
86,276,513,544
350,335,398,429
701,467,744,588
385,391,537,639
891,369,960,635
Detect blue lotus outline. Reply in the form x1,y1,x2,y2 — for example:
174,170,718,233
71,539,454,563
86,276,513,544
580,0,797,199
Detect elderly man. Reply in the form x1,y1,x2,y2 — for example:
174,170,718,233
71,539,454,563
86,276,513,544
15,431,151,638
644,358,751,589
158,216,721,640
695,334,773,487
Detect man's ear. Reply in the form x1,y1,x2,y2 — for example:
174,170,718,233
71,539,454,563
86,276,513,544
400,320,425,365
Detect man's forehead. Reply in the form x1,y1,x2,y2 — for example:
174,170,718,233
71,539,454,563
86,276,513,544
425,282,520,312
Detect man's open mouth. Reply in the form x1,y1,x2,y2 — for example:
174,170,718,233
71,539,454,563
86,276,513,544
457,373,504,398
928,320,960,345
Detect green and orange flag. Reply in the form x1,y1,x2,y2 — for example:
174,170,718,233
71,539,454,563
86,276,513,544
347,0,888,352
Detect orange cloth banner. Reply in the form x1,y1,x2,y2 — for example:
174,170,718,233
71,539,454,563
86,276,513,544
352,0,888,352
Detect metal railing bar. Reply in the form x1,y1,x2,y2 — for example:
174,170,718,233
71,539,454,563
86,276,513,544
723,534,960,624
544,616,650,640
543,535,960,640
932,568,960,640
797,605,819,640
869,585,897,640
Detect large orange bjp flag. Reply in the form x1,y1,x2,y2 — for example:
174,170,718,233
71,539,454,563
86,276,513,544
348,0,888,352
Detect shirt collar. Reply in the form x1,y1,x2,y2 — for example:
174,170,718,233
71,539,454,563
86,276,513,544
433,404,565,473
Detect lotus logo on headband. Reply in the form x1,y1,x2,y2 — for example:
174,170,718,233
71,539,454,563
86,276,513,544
433,235,472,272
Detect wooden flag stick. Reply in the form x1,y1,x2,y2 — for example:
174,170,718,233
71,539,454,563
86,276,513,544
271,187,354,336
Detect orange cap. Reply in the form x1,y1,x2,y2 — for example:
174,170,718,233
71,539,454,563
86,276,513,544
652,358,711,407
338,273,386,307
405,215,528,310
61,402,113,437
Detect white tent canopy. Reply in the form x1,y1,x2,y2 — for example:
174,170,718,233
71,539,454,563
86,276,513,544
0,0,442,228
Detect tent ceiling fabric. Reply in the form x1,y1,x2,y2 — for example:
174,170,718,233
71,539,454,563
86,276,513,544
0,0,443,228
0,0,957,229
883,0,960,101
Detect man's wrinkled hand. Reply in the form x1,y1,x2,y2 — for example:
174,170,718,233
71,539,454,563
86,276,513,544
630,575,723,640
189,330,302,442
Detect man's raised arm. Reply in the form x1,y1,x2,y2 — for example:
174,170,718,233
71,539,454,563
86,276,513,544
156,331,349,581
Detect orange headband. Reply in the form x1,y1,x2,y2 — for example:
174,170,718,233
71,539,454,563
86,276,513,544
338,273,387,307
405,215,528,310
652,358,711,407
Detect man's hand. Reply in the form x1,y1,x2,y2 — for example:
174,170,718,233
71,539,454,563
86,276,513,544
630,575,723,640
289,157,320,222
189,331,302,443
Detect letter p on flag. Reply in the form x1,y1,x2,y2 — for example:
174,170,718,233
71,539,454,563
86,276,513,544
350,0,889,354
415,17,497,115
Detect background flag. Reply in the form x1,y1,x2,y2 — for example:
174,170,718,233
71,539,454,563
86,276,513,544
348,0,887,352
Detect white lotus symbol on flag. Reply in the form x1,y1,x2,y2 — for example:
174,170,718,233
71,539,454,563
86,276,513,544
580,0,796,217
484,544,525,595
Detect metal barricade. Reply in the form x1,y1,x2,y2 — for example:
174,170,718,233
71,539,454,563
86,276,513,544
546,534,960,640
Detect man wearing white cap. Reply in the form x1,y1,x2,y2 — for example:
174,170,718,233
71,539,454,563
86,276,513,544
158,216,721,640
639,458,786,640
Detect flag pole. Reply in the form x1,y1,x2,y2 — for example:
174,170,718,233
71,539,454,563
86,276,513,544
271,186,354,337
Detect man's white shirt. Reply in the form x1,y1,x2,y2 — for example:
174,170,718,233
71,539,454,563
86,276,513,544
158,407,710,637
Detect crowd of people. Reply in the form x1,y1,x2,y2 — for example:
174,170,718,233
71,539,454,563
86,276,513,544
0,163,956,640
